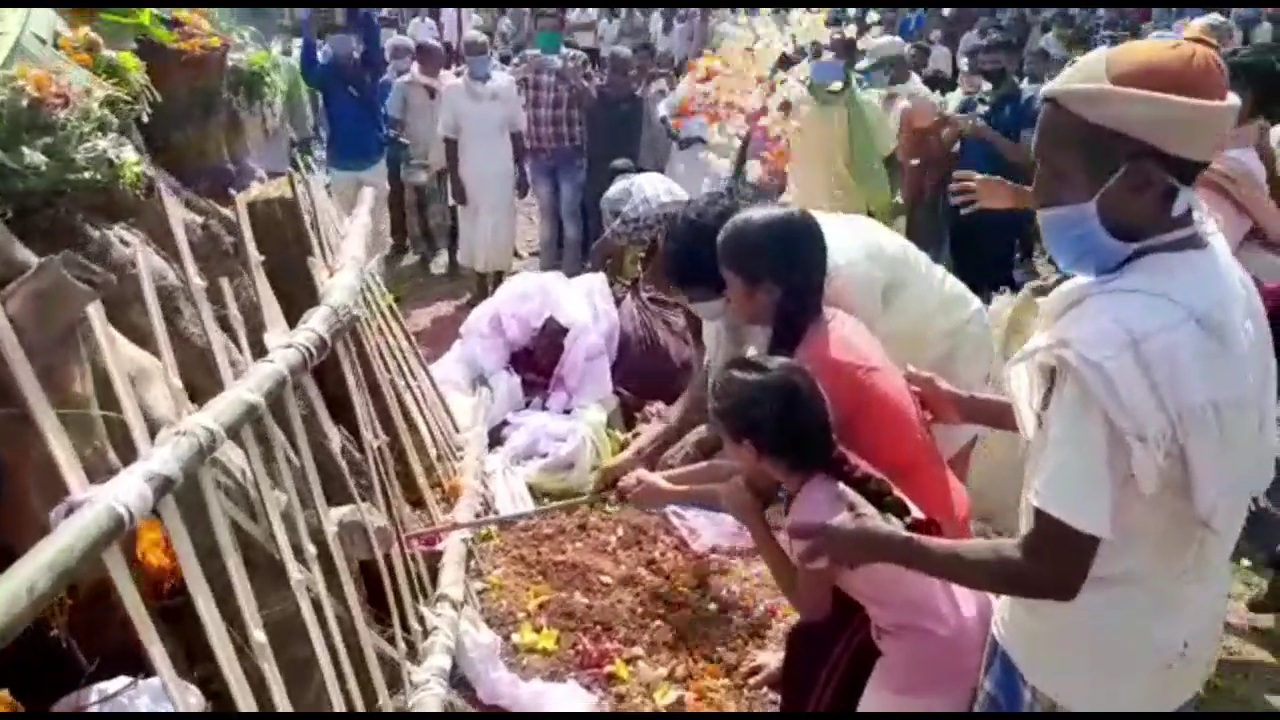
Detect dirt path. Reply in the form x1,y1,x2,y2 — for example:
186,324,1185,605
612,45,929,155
393,198,543,364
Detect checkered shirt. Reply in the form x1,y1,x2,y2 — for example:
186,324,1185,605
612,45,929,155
514,48,590,154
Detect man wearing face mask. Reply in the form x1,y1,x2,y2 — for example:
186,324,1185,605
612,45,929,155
387,39,454,273
381,34,417,270
792,37,1277,713
441,31,529,301
947,34,1038,300
513,10,594,276
300,8,393,254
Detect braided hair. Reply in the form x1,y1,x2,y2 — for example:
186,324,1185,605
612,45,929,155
709,355,940,535
716,205,826,357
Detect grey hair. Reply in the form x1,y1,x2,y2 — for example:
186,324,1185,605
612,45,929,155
384,33,415,59
603,45,634,68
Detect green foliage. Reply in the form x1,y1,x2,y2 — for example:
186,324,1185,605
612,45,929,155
0,69,146,210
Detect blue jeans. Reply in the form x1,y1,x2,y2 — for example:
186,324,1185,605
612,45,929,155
529,147,587,275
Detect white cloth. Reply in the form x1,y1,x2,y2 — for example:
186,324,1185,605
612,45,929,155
598,16,619,53
330,158,391,257
386,68,445,169
439,73,524,273
996,227,1276,709
406,15,439,43
1252,20,1274,43
816,212,992,457
993,367,1247,711
664,144,726,199
440,8,474,46
567,8,599,49
1006,227,1277,535
871,72,937,140
452,271,620,413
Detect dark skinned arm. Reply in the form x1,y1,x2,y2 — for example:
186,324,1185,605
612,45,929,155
875,508,1100,601
957,389,1021,433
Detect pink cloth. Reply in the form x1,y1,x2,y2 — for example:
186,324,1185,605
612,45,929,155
786,477,992,711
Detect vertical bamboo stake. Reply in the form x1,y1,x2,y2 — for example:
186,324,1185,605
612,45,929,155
84,304,271,710
0,308,197,711
133,246,345,712
157,184,365,710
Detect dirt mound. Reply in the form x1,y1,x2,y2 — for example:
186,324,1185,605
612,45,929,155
473,505,790,712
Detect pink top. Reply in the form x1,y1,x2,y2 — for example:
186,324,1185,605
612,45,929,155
785,476,993,699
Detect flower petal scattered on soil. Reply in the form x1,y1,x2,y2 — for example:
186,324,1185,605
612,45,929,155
473,506,787,711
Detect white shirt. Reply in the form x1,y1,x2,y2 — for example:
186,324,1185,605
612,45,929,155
927,42,954,77
440,8,474,46
815,211,988,383
406,15,439,44
598,16,620,52
993,368,1240,711
567,8,599,49
1252,20,1274,43
704,212,990,392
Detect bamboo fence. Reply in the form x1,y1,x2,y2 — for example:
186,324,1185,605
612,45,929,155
0,176,479,711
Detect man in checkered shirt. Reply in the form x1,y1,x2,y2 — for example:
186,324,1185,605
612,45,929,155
514,9,594,276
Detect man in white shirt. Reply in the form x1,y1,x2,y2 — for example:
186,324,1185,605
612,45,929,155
406,10,439,45
566,7,600,66
440,8,475,62
925,28,954,79
787,39,1276,713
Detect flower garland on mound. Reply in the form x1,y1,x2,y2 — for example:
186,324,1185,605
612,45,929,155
666,10,832,188
0,65,145,209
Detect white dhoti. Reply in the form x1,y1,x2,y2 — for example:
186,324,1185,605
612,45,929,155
439,73,526,273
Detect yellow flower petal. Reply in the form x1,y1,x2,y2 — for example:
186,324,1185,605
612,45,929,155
652,681,682,708
608,657,632,684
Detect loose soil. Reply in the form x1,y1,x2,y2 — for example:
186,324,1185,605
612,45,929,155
471,505,789,712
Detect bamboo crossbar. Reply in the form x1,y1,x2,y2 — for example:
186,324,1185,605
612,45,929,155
0,188,378,649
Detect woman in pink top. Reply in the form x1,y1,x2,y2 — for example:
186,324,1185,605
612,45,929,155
710,355,992,712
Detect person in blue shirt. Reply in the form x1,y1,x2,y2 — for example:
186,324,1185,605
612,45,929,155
299,8,391,251
947,34,1039,300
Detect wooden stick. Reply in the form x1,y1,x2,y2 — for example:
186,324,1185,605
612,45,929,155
403,493,606,543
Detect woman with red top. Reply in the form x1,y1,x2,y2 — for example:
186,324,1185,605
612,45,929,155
715,205,971,536
619,205,971,710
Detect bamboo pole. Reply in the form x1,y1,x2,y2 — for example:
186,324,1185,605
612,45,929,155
0,190,376,650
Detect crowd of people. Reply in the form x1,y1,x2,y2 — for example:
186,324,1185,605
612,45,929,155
278,6,1280,713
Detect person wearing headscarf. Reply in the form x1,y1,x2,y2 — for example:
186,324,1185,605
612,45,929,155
792,37,1276,712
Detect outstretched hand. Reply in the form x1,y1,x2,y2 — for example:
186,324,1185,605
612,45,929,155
903,366,967,426
786,483,903,569
948,170,1027,216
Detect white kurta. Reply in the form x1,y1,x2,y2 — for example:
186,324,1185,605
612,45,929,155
439,73,526,273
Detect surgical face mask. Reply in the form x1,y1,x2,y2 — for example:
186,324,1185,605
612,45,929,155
862,69,890,89
1037,164,1198,278
389,57,413,73
689,299,726,322
535,30,564,55
464,54,492,80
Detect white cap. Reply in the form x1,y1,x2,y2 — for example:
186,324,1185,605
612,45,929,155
855,35,907,72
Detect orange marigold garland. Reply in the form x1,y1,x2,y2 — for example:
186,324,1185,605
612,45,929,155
0,690,22,712
134,518,184,601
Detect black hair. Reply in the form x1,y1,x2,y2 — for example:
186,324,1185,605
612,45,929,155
634,40,656,58
716,205,825,357
1224,42,1280,123
662,190,741,299
979,33,1021,56
709,355,938,534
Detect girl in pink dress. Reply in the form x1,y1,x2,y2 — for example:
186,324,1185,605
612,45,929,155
710,355,992,712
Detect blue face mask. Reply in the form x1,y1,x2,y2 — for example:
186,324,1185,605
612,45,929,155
1037,164,1198,278
465,54,492,80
